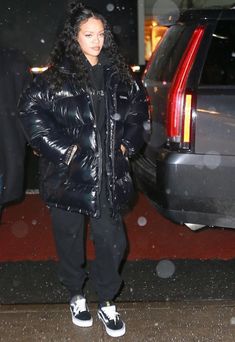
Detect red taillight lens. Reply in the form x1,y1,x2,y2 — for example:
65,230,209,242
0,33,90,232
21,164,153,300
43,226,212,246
167,26,205,145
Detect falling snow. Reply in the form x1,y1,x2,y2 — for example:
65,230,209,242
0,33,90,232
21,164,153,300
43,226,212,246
137,216,147,227
230,317,235,325
156,260,176,278
203,152,222,169
0,0,138,66
11,220,29,238
106,3,115,12
113,113,121,121
143,120,151,131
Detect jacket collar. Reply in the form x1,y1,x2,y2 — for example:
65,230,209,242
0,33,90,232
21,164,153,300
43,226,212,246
57,53,120,88
58,51,113,74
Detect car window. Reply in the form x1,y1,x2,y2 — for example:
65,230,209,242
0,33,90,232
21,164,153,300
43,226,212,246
146,24,194,83
200,20,235,85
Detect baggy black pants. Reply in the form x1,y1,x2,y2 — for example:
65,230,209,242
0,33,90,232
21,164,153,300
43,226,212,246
50,190,127,303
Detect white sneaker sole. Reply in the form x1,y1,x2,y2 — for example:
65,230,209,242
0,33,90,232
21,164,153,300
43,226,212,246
71,314,93,327
98,312,126,337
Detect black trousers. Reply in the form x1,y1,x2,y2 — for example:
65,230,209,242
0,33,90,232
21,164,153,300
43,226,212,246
50,190,127,303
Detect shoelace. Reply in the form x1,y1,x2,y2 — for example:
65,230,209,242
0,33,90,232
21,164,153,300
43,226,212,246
71,297,86,315
101,305,120,324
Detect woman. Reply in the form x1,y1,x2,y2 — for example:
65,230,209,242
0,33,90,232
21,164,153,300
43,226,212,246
19,2,149,338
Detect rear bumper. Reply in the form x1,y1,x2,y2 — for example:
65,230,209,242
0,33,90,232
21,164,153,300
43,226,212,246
133,149,235,228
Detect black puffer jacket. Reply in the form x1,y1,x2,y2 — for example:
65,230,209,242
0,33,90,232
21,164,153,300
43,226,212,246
19,62,149,217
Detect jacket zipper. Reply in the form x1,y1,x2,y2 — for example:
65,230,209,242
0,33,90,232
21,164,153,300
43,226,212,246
103,69,119,212
109,84,118,209
88,93,102,214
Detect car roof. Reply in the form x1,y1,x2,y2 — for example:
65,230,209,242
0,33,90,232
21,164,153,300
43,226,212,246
179,8,235,23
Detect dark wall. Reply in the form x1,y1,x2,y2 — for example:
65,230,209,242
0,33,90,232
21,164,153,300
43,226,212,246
0,0,138,66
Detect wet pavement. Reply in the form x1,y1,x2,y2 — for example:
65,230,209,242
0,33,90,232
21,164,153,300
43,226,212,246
0,301,235,341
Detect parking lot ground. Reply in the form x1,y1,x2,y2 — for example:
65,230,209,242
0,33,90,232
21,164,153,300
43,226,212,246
1,301,235,341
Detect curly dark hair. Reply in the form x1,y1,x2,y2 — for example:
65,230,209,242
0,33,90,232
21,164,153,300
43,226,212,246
45,1,132,89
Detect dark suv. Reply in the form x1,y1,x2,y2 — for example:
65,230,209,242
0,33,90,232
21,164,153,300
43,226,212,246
133,8,235,230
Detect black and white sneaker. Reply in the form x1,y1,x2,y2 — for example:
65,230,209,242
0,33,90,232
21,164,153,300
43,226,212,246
97,301,126,337
70,295,93,327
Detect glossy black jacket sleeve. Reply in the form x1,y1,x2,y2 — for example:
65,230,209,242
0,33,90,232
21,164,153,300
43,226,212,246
122,80,150,157
18,75,74,164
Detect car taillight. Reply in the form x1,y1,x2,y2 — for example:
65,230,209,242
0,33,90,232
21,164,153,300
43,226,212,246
182,92,193,143
167,26,205,148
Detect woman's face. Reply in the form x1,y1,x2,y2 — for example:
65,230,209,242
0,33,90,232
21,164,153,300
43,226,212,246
77,17,105,65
